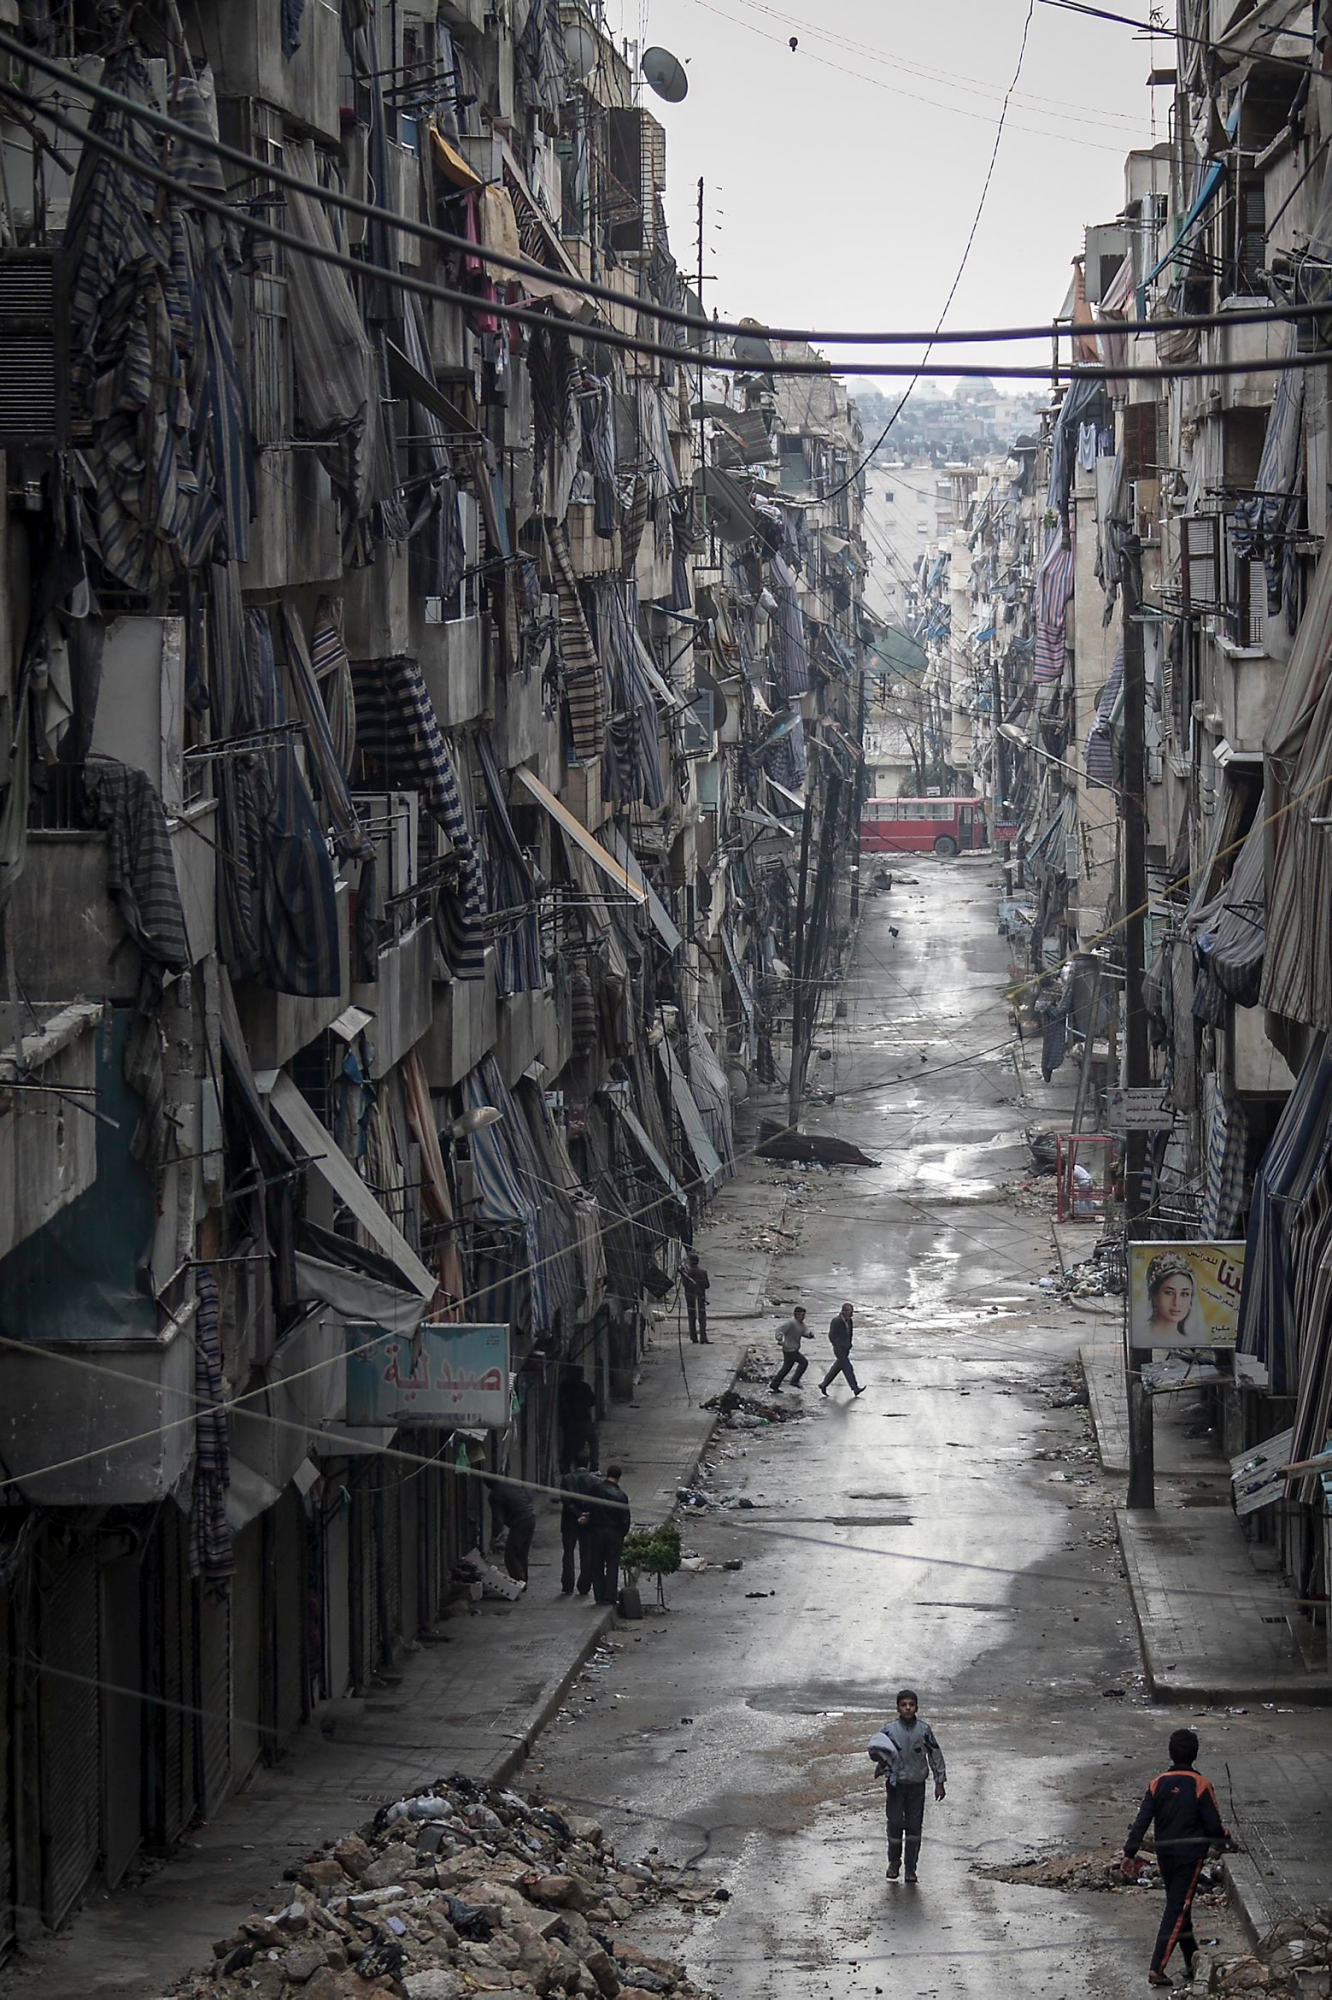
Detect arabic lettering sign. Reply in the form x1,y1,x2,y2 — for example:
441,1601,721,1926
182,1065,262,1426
1105,1087,1175,1132
1128,1240,1245,1352
346,1321,510,1429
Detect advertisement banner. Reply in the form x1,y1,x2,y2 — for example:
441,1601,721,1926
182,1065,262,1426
1128,1241,1245,1351
345,1322,510,1429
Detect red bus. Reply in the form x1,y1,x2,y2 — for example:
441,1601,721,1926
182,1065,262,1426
859,796,989,858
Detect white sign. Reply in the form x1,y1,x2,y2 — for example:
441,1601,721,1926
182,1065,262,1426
1105,1086,1175,1131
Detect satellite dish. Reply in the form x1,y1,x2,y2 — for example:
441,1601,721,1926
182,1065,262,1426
564,22,598,79
642,45,688,102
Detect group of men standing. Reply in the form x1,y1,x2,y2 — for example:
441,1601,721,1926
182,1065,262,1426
770,1301,864,1397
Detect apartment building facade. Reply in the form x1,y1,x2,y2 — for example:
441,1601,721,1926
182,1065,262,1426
0,0,866,1943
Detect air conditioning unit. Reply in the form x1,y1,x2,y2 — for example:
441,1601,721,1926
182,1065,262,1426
0,251,66,447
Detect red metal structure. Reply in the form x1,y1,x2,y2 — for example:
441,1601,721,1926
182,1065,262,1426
1055,1134,1113,1223
859,796,989,858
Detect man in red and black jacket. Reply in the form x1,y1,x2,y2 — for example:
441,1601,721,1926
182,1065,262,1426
1123,1729,1232,1986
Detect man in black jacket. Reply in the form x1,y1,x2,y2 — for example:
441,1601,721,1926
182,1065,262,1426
559,1454,595,1596
582,1464,631,1606
820,1302,863,1397
558,1362,599,1472
1123,1728,1232,1985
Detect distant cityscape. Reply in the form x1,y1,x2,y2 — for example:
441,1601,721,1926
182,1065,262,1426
848,377,1046,463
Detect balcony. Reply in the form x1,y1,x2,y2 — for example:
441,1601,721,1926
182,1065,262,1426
234,878,351,1069
194,0,343,142
0,1003,101,1260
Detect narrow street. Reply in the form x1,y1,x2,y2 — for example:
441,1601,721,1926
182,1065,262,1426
532,860,1246,2000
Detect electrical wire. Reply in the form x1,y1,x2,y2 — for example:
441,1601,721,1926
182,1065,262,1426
822,0,1038,505
678,0,1140,152
691,0,1148,129
1037,0,1320,79
4,29,1332,361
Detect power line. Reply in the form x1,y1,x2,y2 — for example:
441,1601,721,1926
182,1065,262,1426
3,30,1332,361
823,0,1038,505
680,0,1140,152
697,0,1149,128
1037,0,1320,78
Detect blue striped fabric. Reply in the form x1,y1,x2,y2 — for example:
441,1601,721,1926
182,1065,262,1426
349,657,485,979
1034,532,1074,684
247,611,343,998
475,731,542,994
464,1057,578,1337
1084,647,1124,790
1237,1039,1332,1394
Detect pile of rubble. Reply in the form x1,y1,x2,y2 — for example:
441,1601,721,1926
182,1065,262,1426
976,1850,1226,1897
165,1776,724,2000
698,1386,804,1429
1205,1908,1332,1998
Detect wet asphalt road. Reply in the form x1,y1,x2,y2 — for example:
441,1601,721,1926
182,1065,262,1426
533,862,1246,2000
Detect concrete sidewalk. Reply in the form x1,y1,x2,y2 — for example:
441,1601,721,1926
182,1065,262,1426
1080,1335,1332,1939
9,1186,790,2000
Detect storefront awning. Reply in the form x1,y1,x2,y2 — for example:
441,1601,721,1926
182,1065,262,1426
658,1041,724,1191
513,768,647,904
269,1075,436,1301
612,1098,689,1203
599,825,683,947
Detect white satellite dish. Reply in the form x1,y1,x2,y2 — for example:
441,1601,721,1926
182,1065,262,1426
564,22,598,79
642,45,688,102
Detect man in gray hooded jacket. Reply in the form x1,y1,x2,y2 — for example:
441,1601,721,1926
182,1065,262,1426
867,1688,947,1882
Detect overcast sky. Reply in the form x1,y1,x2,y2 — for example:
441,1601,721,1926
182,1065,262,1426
607,0,1166,384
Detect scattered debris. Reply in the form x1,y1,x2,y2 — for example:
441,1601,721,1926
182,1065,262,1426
166,1774,727,2000
699,1387,804,1429
1204,1905,1332,1998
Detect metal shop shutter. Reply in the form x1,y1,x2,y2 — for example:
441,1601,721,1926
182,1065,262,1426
349,1465,379,1692
230,1522,263,1788
379,1470,402,1659
38,1539,100,1928
196,1587,231,1816
0,1586,16,1959
150,1508,197,1847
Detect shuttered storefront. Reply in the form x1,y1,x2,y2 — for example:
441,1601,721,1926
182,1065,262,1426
230,1521,263,1788
196,1586,231,1815
348,1463,379,1691
38,1535,100,1928
0,1579,16,1960
147,1508,197,1847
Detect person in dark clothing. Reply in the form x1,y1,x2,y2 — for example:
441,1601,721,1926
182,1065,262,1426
820,1302,863,1396
558,1362,599,1472
1123,1729,1232,1985
682,1255,710,1342
559,1455,595,1597
582,1463,630,1606
868,1689,946,1883
486,1474,536,1586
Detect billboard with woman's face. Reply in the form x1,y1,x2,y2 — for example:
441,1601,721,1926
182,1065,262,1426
1128,1242,1246,1350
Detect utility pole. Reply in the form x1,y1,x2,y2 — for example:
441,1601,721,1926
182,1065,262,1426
787,789,815,1133
849,667,867,924
788,772,842,1131
1120,536,1154,1512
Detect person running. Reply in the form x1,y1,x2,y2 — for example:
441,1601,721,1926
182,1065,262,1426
682,1254,710,1342
770,1306,813,1389
582,1464,631,1606
820,1301,863,1396
1123,1728,1232,1986
559,1454,595,1597
868,1689,946,1882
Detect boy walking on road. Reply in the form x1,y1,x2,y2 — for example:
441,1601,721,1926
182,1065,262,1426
770,1306,812,1389
1123,1728,1232,1986
821,1302,863,1396
868,1689,946,1882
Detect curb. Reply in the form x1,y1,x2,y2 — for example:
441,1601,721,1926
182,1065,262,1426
1078,1344,1128,1475
1224,1852,1285,1945
481,1346,748,1787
